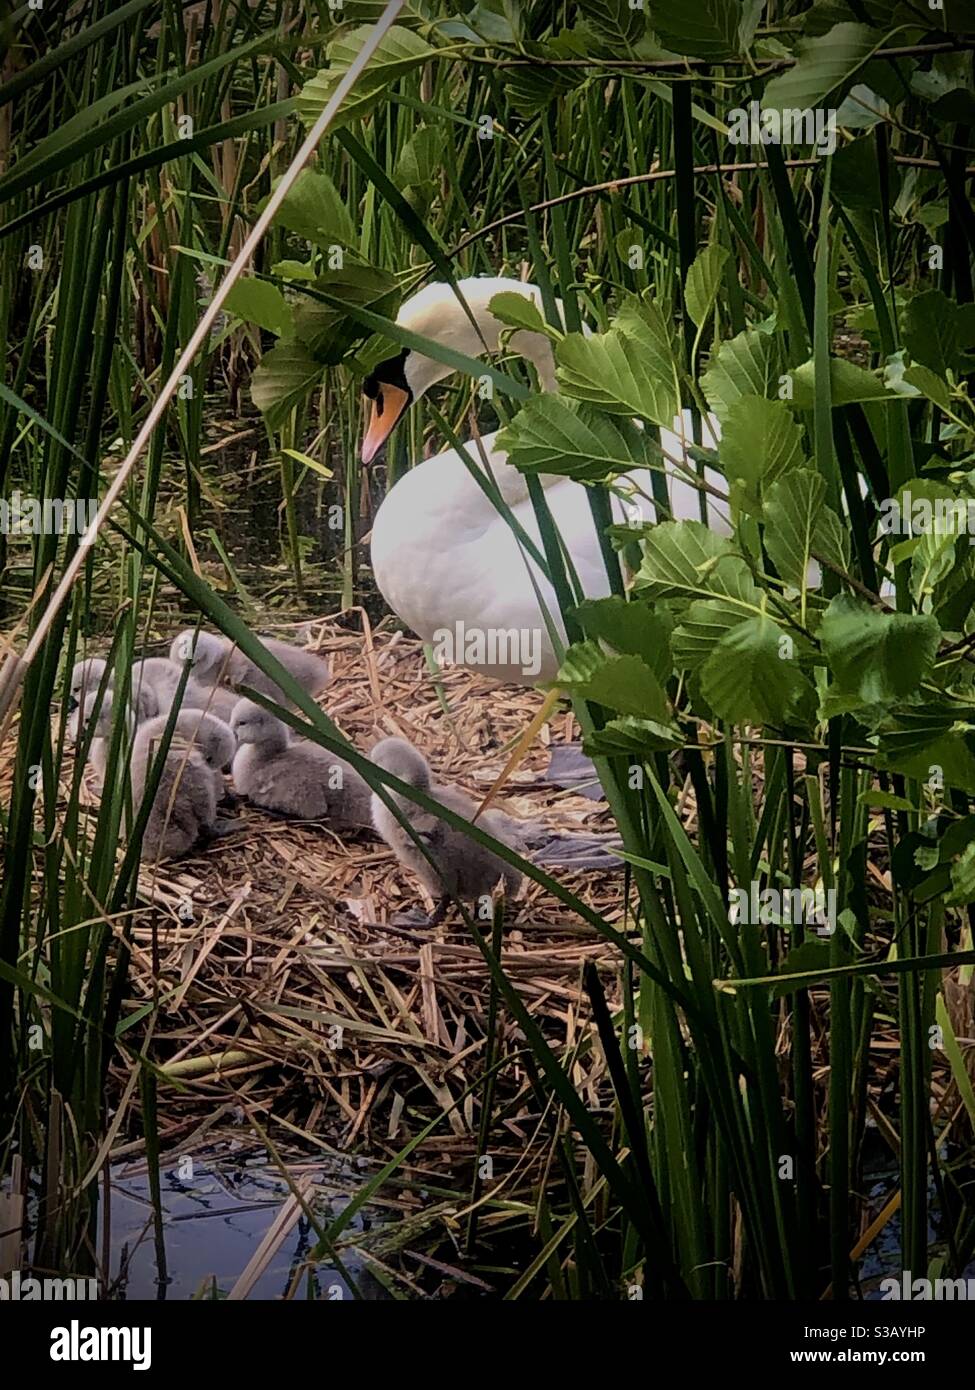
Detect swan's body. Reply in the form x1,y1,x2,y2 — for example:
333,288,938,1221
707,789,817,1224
364,277,726,684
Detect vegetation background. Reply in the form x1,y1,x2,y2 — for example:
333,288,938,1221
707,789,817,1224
1,0,975,1300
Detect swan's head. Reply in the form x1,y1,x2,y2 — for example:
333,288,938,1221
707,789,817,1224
361,349,417,464
359,277,553,463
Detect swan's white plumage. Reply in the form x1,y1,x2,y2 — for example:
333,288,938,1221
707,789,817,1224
369,278,727,684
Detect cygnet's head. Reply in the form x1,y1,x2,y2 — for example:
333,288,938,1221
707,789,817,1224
68,657,108,712
68,688,117,743
170,629,226,681
370,737,431,791
230,698,289,750
193,713,237,770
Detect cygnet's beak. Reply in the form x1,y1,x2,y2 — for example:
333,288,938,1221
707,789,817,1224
361,385,410,464
67,694,79,713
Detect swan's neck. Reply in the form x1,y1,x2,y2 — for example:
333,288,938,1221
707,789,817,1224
401,277,559,398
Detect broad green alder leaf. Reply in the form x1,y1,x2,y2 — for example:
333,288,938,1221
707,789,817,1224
578,0,648,51
583,715,683,756
496,396,645,481
270,168,355,250
292,262,400,364
672,597,752,670
946,841,975,907
720,396,805,513
572,595,672,684
883,354,952,412
224,278,293,338
488,291,554,338
251,341,323,430
557,641,672,721
636,520,762,607
649,0,745,59
880,707,975,795
820,593,940,704
702,328,783,421
556,299,680,427
787,357,893,409
297,26,436,129
764,469,849,591
684,244,730,328
761,22,886,114
903,288,975,378
701,616,812,724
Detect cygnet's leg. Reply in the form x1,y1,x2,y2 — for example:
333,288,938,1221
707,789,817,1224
427,897,450,928
202,817,245,841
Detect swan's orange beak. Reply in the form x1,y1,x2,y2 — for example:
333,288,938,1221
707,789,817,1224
361,385,410,464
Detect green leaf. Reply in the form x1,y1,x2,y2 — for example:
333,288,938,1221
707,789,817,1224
820,593,940,705
557,642,672,721
578,0,647,51
636,520,761,606
946,841,975,907
488,291,554,338
224,278,293,338
880,705,975,795
296,26,436,129
857,789,916,812
903,288,975,379
672,597,751,670
572,596,672,684
251,341,324,430
761,22,886,114
292,262,400,364
272,258,317,283
764,468,849,591
684,244,730,328
496,396,645,482
702,328,782,421
832,134,900,212
556,299,680,428
583,715,683,757
719,396,805,512
393,126,442,194
270,167,355,250
701,616,812,724
787,357,892,409
649,0,743,58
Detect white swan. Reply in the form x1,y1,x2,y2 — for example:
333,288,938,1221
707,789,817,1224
364,277,726,684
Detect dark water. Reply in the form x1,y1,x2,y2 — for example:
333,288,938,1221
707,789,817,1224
103,1147,387,1301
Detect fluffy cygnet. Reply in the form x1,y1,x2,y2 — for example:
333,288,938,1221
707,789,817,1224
369,737,523,914
68,685,158,786
170,629,329,703
69,654,234,723
138,708,237,784
130,655,236,719
130,714,231,862
69,657,109,712
230,698,371,829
